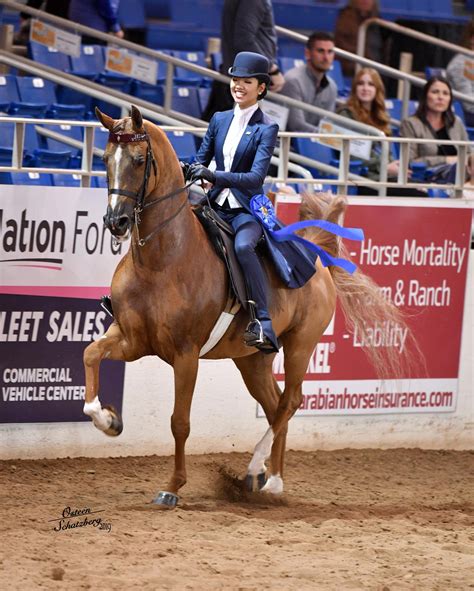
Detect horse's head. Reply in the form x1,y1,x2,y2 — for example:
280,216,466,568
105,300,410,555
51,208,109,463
96,105,157,241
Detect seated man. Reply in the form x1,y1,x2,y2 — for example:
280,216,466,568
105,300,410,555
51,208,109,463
280,31,337,132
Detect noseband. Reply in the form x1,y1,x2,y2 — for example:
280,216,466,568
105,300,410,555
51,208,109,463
107,131,192,246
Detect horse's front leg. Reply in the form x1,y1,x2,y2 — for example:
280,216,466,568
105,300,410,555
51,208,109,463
82,321,135,436
153,353,199,509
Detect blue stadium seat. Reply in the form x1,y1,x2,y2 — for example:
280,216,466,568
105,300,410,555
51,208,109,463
130,80,164,105
172,86,202,119
210,52,222,72
93,125,111,151
146,22,217,51
425,67,446,79
34,149,71,168
166,131,196,162
173,51,209,86
94,72,132,119
327,61,348,96
93,175,108,188
0,74,20,112
0,121,40,165
0,171,53,185
39,123,83,156
169,0,223,28
52,173,82,187
279,57,305,75
16,75,85,119
293,137,337,178
197,87,211,115
293,136,364,182
70,45,105,77
29,42,71,71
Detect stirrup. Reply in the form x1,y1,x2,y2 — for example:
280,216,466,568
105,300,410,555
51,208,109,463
244,318,264,346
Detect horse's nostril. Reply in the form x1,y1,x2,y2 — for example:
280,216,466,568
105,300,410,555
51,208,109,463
117,216,129,229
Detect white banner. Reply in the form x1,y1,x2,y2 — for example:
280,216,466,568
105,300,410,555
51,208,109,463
258,378,457,417
105,48,157,84
30,19,81,58
318,118,373,161
0,186,124,292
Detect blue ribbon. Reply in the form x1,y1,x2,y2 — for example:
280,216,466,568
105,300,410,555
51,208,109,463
250,194,364,274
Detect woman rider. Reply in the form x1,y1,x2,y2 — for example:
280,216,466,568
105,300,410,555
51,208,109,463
186,51,317,353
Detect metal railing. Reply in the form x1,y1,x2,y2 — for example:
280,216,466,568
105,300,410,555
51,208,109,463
1,116,472,199
358,18,474,62
0,0,392,195
276,24,474,122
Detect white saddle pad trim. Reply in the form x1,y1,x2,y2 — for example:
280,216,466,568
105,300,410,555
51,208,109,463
199,311,236,357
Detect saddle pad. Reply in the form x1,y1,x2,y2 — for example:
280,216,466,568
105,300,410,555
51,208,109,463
193,205,248,310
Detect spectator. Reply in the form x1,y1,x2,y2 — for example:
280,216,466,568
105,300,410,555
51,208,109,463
279,31,337,132
203,0,284,120
337,67,400,179
68,0,123,45
446,19,474,128
400,76,472,172
334,0,382,77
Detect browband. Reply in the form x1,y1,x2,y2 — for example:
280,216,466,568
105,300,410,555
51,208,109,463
108,132,149,144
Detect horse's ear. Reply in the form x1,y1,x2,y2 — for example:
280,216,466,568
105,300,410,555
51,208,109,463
130,105,144,131
95,107,114,130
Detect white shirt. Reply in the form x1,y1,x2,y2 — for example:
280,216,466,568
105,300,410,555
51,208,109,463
216,102,259,208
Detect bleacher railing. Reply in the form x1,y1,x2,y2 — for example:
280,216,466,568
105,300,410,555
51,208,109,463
1,116,471,199
276,24,474,122
0,0,392,195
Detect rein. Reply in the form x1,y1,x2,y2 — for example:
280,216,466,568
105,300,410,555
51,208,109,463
108,130,194,247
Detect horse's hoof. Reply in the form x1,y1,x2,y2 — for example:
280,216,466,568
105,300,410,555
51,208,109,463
152,491,179,508
244,471,267,492
102,405,123,437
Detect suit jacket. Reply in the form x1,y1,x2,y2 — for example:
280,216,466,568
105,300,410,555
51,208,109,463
196,108,317,289
400,115,471,168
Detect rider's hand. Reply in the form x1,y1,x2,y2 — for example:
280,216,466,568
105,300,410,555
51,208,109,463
189,163,216,185
179,160,193,181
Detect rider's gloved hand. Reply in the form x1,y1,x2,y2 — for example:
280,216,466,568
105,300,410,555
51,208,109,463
179,160,193,182
189,163,216,185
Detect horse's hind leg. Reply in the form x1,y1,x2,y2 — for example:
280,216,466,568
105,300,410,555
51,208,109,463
83,321,136,436
233,354,287,494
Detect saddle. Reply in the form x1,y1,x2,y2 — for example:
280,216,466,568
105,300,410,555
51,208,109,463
193,205,248,310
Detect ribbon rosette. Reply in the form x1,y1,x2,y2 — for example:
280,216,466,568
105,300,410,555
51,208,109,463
250,194,364,274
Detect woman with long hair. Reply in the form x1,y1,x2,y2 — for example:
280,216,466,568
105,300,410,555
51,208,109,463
400,76,471,168
338,67,400,179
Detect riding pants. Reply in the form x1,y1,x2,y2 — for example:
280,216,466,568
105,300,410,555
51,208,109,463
214,207,277,345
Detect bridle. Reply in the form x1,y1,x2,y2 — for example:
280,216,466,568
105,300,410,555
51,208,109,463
107,131,193,246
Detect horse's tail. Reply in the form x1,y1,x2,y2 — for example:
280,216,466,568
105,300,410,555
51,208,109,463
299,192,422,379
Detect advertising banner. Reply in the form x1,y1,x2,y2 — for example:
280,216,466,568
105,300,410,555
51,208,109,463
0,187,126,423
268,196,472,416
105,48,158,85
30,19,81,58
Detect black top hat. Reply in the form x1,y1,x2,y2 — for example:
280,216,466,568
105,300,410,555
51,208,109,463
228,51,270,84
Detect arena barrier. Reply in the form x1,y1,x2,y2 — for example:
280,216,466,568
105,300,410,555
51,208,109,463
0,186,473,459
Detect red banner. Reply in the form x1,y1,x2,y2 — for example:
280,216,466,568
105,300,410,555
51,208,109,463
269,197,472,415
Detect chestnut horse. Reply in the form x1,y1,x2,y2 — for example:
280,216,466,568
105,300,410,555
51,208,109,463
83,106,412,507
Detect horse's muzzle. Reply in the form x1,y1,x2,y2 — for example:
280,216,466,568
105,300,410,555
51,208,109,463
103,207,132,239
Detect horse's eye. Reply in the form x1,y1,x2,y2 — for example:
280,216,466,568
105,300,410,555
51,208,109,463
133,154,145,166
102,154,109,164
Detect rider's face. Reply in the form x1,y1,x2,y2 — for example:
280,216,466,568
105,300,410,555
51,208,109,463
230,77,265,109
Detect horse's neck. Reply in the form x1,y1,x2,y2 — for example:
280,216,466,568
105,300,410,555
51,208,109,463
131,181,198,268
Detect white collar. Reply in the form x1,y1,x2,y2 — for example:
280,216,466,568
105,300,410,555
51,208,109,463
233,102,259,120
